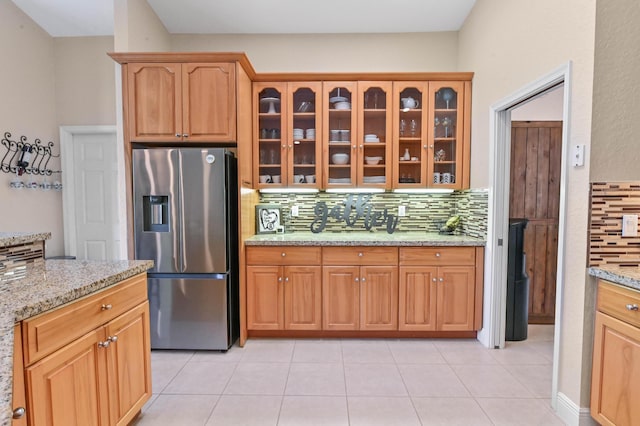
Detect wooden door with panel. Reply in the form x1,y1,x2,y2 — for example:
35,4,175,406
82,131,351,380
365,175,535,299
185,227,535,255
182,62,236,142
288,82,322,187
359,265,399,330
104,302,152,426
357,81,393,189
392,82,429,188
398,266,438,331
246,265,284,330
254,83,287,188
322,266,360,330
127,63,182,142
324,82,358,188
436,266,476,331
284,266,322,330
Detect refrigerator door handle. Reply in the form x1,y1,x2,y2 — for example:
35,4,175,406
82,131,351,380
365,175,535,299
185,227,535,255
178,150,187,273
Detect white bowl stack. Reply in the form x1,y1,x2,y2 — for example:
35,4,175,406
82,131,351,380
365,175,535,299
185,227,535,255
305,128,315,139
364,134,380,143
292,128,304,139
331,153,349,165
364,156,383,165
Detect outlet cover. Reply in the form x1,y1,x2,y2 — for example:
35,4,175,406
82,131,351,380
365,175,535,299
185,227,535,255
291,205,299,217
398,205,406,217
622,214,638,237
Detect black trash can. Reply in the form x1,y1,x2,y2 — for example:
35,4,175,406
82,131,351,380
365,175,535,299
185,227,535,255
505,218,529,341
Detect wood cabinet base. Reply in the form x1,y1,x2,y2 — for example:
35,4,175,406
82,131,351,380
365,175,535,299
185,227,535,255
248,330,477,339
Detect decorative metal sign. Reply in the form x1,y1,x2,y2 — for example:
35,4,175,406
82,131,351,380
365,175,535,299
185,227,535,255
310,194,399,234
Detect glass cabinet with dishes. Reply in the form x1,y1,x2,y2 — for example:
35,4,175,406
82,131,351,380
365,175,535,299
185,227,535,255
428,81,466,189
287,82,322,187
356,82,393,189
392,82,429,187
323,82,358,188
254,82,286,188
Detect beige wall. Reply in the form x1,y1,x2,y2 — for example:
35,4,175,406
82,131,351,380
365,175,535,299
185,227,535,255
459,0,596,411
171,32,459,73
590,0,640,181
0,1,63,255
54,36,116,125
114,0,170,51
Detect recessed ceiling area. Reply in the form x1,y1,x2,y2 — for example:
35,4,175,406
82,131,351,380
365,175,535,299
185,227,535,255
11,0,476,37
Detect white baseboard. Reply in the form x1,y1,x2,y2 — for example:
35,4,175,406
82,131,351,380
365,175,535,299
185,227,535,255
556,392,598,426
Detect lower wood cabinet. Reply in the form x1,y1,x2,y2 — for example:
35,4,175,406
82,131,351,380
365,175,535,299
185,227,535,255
323,247,399,331
591,279,640,426
399,247,481,331
246,247,322,330
245,244,483,336
21,273,151,426
12,324,27,426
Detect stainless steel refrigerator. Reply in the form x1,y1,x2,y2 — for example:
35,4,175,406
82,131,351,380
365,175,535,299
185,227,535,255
133,147,239,350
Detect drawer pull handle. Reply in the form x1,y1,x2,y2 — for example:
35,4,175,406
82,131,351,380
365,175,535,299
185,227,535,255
626,304,639,311
101,304,113,311
13,407,25,419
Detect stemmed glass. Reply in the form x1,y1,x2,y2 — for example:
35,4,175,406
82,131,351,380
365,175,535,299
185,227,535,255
434,117,440,137
440,88,454,109
442,117,452,138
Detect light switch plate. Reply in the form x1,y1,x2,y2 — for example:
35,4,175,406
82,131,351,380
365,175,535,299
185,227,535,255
622,214,638,237
291,205,299,217
572,144,585,167
398,205,406,217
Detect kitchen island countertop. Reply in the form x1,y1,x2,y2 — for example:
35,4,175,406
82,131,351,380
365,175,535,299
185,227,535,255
588,265,640,292
245,231,486,246
0,258,153,426
0,232,51,248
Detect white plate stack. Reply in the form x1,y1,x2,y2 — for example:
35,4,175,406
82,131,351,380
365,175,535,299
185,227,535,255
292,128,304,139
305,128,315,139
364,134,380,143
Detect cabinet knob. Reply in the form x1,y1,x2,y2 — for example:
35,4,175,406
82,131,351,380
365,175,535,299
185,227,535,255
282,144,286,149
432,277,437,282
107,335,118,343
626,304,639,311
13,407,25,419
278,277,283,282
435,253,441,257
355,277,359,282
98,340,110,348
439,277,444,282
101,304,113,311
288,145,293,149
424,145,428,149
281,252,286,257
361,277,366,282
358,252,363,257
285,277,289,282
183,134,189,138
175,133,181,137
359,144,363,149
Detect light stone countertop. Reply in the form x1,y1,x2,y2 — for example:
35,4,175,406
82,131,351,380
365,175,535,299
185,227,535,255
0,232,51,248
245,231,486,246
588,265,640,292
0,259,153,426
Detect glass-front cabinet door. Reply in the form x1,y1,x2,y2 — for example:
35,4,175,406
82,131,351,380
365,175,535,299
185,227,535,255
357,82,392,189
428,82,465,189
392,82,428,188
287,82,322,187
254,82,286,188
324,82,358,188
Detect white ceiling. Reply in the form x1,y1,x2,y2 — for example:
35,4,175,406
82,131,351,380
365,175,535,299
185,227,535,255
11,0,476,37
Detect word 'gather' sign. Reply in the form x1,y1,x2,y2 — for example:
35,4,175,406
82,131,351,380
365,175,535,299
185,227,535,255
310,194,399,234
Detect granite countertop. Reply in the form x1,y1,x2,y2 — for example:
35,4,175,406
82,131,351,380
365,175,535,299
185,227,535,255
245,231,486,246
588,265,640,292
0,232,51,248
0,258,153,426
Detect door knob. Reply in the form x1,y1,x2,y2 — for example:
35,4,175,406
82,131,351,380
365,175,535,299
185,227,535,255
13,407,25,419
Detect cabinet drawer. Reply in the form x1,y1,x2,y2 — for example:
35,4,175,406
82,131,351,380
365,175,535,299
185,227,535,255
323,247,398,265
399,247,475,266
246,246,322,266
597,280,640,328
23,273,147,365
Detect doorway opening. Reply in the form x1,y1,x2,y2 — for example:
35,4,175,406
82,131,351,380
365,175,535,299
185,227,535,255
482,63,572,410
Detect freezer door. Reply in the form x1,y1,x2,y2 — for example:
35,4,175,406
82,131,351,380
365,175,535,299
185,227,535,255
148,276,230,350
178,148,229,273
133,149,181,273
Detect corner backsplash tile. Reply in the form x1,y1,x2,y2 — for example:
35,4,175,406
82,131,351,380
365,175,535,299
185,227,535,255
259,189,487,238
589,182,640,267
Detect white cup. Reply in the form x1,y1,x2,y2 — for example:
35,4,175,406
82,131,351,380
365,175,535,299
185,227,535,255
294,174,304,183
442,173,455,184
259,175,272,183
272,175,281,183
433,172,441,184
305,128,315,139
305,175,316,183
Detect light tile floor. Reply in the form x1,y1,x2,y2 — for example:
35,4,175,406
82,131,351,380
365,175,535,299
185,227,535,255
132,325,565,425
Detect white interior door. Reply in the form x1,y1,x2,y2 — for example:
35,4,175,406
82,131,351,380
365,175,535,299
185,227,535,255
61,126,121,260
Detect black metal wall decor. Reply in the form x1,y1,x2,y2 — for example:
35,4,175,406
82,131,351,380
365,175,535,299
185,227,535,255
310,194,400,234
1,131,60,176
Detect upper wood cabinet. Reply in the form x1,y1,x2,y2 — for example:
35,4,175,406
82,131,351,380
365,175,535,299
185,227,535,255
323,82,358,188
253,82,323,188
126,62,236,143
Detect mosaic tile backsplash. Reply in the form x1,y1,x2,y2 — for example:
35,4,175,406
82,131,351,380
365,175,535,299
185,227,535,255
259,189,488,239
589,182,640,267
